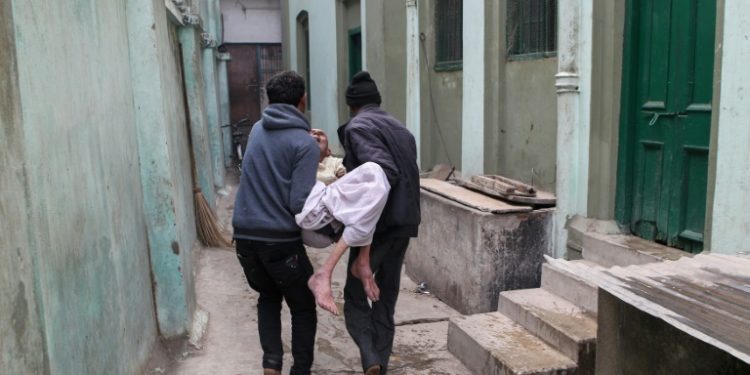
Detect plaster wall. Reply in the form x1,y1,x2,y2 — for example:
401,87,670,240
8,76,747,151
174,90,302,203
286,0,341,147
707,0,750,255
0,1,46,372
502,59,558,192
9,1,157,373
418,0,463,171
221,0,282,43
587,1,625,219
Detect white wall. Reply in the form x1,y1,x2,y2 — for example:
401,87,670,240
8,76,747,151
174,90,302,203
287,0,341,142
709,0,750,255
221,0,281,43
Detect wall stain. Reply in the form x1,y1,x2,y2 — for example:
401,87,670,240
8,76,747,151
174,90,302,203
12,281,29,352
171,241,180,255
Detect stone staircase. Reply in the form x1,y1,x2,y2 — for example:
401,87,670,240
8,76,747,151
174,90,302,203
447,226,691,374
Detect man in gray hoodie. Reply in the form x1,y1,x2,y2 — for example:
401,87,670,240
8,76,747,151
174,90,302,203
233,71,319,375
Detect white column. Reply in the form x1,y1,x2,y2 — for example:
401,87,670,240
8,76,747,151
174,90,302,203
406,0,421,165
709,0,750,255
554,0,593,257
360,1,367,71
461,0,485,177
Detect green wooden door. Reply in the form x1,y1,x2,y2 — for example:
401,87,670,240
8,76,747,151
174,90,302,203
616,0,716,253
348,27,362,80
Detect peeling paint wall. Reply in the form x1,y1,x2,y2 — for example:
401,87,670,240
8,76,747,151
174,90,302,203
8,1,157,374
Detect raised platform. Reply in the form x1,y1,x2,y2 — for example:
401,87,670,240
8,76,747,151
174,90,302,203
406,179,553,314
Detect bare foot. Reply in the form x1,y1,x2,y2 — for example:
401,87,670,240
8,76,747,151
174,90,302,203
351,261,380,302
308,272,339,315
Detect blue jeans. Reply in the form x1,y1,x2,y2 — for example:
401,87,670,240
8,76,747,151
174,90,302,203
236,239,317,375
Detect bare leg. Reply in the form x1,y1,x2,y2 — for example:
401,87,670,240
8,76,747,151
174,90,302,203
351,246,380,302
308,239,349,315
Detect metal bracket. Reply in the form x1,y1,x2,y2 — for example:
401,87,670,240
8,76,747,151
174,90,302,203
183,13,200,27
201,33,218,48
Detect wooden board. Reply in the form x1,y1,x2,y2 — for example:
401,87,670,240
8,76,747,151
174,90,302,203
457,179,556,206
420,179,532,214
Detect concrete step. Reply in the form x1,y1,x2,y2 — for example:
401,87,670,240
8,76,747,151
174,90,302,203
541,260,599,314
448,312,577,375
498,289,596,374
581,231,690,268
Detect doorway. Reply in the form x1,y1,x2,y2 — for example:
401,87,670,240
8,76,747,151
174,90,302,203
616,0,717,253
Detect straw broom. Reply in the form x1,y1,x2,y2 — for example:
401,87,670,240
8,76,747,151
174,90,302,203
186,124,231,248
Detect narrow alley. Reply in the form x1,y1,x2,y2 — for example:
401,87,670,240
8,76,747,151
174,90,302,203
148,178,471,375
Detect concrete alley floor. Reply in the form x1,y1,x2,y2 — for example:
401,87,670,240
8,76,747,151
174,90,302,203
158,180,472,375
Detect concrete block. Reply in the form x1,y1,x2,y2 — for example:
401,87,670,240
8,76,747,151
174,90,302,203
406,190,553,314
597,289,750,375
541,261,599,314
448,312,577,375
581,232,689,268
498,289,597,374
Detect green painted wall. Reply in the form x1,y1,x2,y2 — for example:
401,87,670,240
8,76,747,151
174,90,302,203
0,1,47,372
8,1,157,374
127,0,199,337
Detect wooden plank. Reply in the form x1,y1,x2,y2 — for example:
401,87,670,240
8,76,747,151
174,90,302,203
456,179,556,206
420,179,532,214
487,175,536,195
471,175,516,194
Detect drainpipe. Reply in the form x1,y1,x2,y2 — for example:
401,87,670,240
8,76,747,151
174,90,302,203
554,0,593,257
406,0,421,166
217,51,232,168
201,30,226,192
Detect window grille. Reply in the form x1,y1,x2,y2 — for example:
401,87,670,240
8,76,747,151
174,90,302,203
507,0,557,58
435,0,462,71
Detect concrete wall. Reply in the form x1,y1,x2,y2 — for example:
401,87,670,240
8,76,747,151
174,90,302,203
502,59,558,192
221,0,282,43
360,0,408,126
587,1,626,219
286,0,341,146
418,0,463,170
707,0,750,255
6,1,158,373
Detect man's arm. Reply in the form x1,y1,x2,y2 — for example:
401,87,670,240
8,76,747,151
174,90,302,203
347,125,400,186
289,138,321,214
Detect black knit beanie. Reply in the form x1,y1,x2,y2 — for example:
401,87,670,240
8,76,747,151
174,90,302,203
346,71,382,107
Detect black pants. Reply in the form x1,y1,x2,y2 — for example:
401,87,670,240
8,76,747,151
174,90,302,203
236,239,317,375
344,236,410,375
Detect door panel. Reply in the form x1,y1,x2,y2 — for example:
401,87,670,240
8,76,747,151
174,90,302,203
619,0,715,253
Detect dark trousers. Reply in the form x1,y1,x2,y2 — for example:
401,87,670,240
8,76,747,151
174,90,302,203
236,239,317,375
344,236,410,374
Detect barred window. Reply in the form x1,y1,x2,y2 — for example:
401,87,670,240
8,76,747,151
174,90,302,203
435,0,462,71
507,0,557,58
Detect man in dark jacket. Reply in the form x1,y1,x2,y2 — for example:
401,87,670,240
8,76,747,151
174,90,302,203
338,71,421,375
233,71,319,375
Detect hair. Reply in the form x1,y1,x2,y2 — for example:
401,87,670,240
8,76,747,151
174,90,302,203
265,71,306,106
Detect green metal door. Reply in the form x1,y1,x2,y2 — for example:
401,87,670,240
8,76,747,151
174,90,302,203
616,0,716,253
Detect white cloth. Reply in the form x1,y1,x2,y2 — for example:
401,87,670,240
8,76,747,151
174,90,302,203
296,162,391,247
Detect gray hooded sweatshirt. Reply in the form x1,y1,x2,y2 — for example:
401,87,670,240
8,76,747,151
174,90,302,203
232,103,319,241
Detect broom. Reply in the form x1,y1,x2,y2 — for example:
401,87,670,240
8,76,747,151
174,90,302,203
186,116,232,248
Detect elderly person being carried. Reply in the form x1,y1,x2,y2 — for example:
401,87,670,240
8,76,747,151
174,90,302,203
296,162,388,315
310,128,346,185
